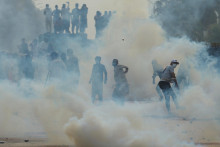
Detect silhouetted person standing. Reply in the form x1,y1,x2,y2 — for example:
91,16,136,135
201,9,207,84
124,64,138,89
22,54,35,79
55,17,63,33
66,49,80,89
52,5,61,33
94,11,103,38
48,52,66,80
71,3,80,34
112,59,129,104
61,3,70,33
103,11,109,28
18,38,29,55
80,4,88,34
108,11,112,20
89,56,107,103
44,4,52,33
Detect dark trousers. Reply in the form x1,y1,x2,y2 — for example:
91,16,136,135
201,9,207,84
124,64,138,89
159,81,178,112
91,83,103,103
156,83,163,101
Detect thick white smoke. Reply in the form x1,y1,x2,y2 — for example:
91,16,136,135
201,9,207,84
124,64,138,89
0,0,219,146
0,0,44,51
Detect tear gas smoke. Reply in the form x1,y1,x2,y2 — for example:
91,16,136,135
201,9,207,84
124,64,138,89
0,0,219,146
0,0,44,51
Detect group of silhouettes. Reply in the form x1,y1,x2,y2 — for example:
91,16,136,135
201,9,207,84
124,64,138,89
44,3,113,38
44,3,88,34
5,36,129,105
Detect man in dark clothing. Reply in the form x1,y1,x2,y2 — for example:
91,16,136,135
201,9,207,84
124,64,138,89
80,4,88,34
71,3,80,34
66,49,80,89
44,4,52,33
159,59,180,113
61,3,70,33
22,54,34,79
94,11,103,38
112,59,129,104
18,38,29,55
152,60,164,101
89,56,107,103
52,5,61,33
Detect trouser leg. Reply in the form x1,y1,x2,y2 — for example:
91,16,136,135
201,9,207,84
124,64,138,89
98,91,103,102
170,88,179,108
164,90,171,112
76,24,79,34
156,83,163,101
72,24,75,34
91,88,96,103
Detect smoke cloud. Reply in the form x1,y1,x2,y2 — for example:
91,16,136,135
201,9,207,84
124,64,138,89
0,0,219,146
0,0,44,51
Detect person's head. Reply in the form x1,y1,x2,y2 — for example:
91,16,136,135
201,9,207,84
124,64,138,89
44,37,49,43
170,59,179,68
67,48,73,56
22,38,26,43
109,11,112,15
50,52,59,60
60,52,66,62
55,5,58,9
62,4,66,8
75,3,79,8
112,59,118,67
95,56,101,64
46,4,49,8
82,4,86,8
104,11,108,15
96,11,101,16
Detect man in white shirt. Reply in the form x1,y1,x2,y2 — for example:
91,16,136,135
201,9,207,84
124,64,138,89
159,59,180,113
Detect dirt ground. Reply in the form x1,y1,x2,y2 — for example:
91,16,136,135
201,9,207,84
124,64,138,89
0,101,219,147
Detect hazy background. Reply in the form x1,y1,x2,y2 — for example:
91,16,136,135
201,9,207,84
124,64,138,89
0,0,219,146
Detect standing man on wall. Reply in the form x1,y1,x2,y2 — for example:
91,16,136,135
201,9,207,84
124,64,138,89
158,59,180,113
61,3,70,33
44,4,52,33
52,5,61,33
71,3,80,34
89,56,107,103
80,4,88,34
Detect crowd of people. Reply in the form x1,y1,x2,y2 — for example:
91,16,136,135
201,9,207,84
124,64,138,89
0,2,186,113
43,3,113,38
0,32,184,112
0,35,185,113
